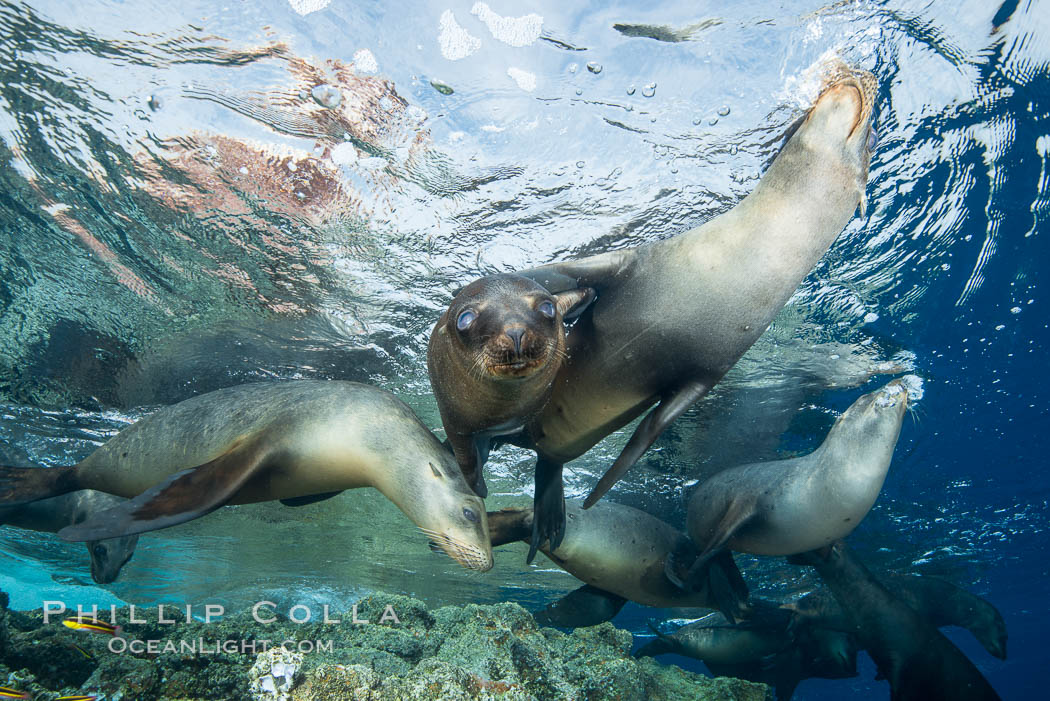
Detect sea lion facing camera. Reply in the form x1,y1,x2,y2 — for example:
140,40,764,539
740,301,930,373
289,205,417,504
487,500,749,625
675,379,909,590
789,541,1001,700
428,274,593,497
0,381,493,572
512,66,878,557
0,491,138,584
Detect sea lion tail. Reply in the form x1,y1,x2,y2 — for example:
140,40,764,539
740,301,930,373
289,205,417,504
0,465,79,505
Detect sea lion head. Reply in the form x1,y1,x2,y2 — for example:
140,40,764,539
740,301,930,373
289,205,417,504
835,377,910,445
439,274,591,380
419,456,494,572
970,599,1009,660
87,535,139,584
800,66,878,184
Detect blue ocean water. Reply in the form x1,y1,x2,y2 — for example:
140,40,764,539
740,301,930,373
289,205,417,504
0,0,1046,698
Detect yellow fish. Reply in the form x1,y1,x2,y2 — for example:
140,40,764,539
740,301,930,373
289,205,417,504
0,687,29,699
57,697,97,701
61,617,120,636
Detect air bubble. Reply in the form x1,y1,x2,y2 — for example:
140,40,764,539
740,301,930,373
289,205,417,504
708,117,718,126
575,88,583,96
863,312,879,324
626,85,636,95
586,61,602,74
718,105,730,116
642,83,656,98
147,95,162,112
1010,306,1022,314
576,161,585,168
568,63,578,74
311,84,342,108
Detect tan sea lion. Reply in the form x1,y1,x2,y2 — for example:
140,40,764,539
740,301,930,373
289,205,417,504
0,490,139,584
676,379,909,590
785,573,1007,660
0,381,493,572
789,541,1002,700
428,274,593,497
512,66,878,557
487,500,748,624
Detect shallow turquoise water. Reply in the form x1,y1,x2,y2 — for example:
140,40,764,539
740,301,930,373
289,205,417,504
0,0,1047,698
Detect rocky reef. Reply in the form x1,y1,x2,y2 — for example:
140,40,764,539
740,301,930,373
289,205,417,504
0,589,768,700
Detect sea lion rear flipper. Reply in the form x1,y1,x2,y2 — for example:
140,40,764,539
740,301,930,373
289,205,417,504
280,491,343,507
583,381,709,508
527,456,565,564
533,585,627,628
0,465,79,505
58,434,274,541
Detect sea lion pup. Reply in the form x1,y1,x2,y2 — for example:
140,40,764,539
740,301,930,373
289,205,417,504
674,378,908,590
0,491,139,584
636,605,858,701
487,500,749,625
789,541,1002,700
0,381,493,572
512,66,878,557
785,572,1007,659
428,274,593,497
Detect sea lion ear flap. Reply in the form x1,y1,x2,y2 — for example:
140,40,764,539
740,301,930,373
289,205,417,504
555,287,596,320
429,461,446,479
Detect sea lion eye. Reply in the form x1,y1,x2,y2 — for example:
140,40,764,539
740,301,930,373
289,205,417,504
538,301,555,318
463,507,479,523
456,309,476,331
92,544,106,559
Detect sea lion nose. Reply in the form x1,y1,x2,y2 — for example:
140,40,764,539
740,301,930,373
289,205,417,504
505,327,526,355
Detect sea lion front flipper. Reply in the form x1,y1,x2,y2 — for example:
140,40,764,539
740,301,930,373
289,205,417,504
584,381,710,508
707,550,752,624
683,498,756,592
280,491,343,507
58,434,274,541
517,250,634,293
527,456,565,564
554,287,596,321
487,507,533,547
533,584,628,628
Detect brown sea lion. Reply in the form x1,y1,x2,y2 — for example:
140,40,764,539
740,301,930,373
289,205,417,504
0,380,492,572
784,573,1007,659
487,500,748,625
789,541,1001,700
512,66,878,557
0,490,139,584
428,274,593,497
676,379,908,590
635,604,858,701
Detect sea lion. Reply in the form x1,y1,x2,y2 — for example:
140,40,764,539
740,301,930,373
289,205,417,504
789,541,1002,700
512,66,878,556
675,378,908,590
0,491,138,584
428,274,593,497
0,381,493,572
785,573,1007,659
636,605,858,701
487,500,748,625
